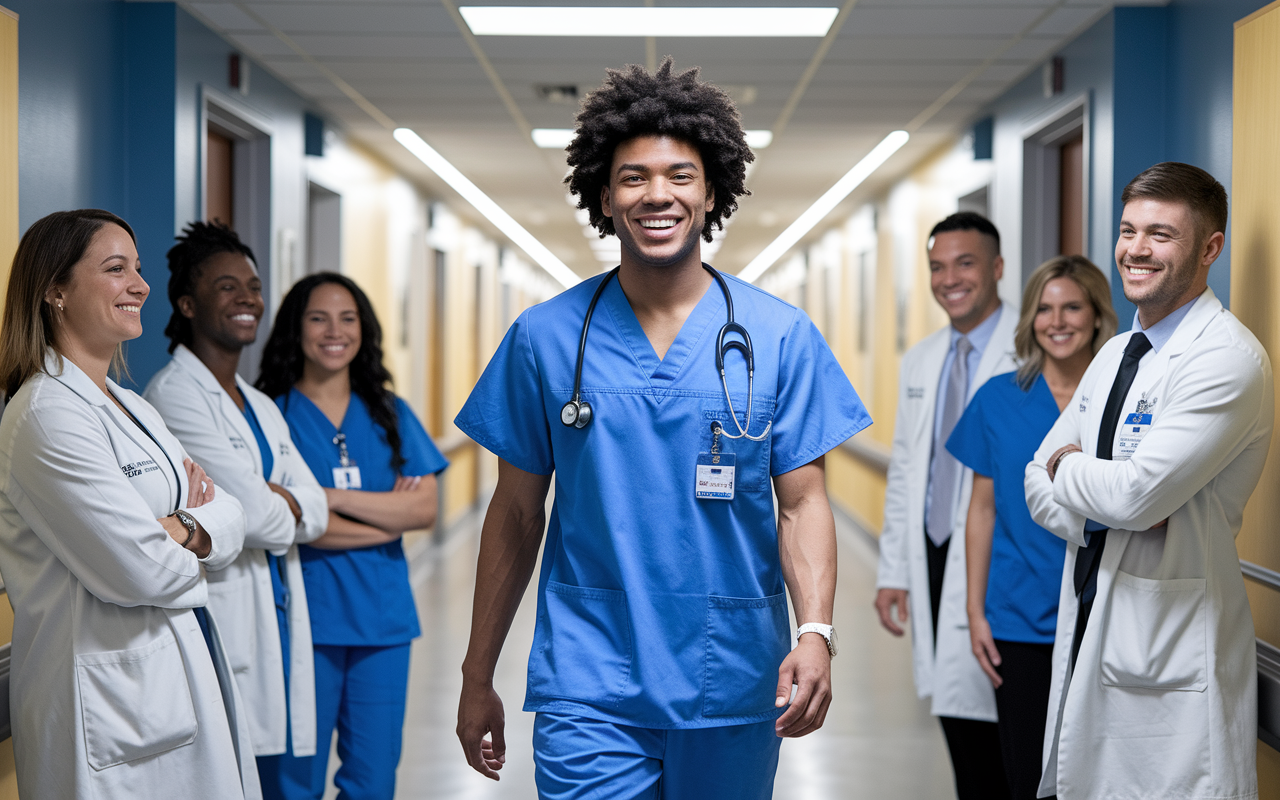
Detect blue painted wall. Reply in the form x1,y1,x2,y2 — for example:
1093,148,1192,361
10,0,127,230
11,1,316,388
1109,0,1267,323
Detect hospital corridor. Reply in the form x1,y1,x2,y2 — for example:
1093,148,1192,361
3,0,1280,799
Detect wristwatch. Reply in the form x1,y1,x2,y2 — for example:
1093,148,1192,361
174,509,199,549
797,623,838,657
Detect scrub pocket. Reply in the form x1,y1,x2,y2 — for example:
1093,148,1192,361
1099,571,1207,691
703,592,790,718
206,573,256,674
528,581,632,707
701,401,774,492
76,629,198,770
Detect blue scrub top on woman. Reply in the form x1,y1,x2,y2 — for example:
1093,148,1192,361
945,370,1066,643
456,270,871,730
277,390,448,645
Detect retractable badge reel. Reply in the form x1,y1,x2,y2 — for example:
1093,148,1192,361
695,423,736,501
332,432,362,489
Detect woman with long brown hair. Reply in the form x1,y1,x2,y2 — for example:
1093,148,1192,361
0,209,258,798
946,255,1117,799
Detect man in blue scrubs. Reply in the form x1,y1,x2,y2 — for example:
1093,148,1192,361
454,59,871,798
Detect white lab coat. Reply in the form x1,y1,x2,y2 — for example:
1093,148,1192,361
145,345,327,757
1025,289,1272,800
0,352,261,799
876,303,1017,720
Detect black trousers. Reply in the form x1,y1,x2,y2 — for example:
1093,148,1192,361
993,640,1056,800
926,531,1011,800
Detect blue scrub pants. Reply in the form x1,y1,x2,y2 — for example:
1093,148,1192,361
262,643,412,800
533,713,781,800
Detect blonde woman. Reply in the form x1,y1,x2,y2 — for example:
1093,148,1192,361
0,210,258,798
945,255,1116,799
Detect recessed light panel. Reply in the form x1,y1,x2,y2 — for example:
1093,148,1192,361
460,7,839,37
533,128,773,149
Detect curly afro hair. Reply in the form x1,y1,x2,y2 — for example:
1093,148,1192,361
565,57,753,243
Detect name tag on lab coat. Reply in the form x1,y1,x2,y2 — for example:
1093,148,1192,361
332,466,362,489
1115,413,1152,461
695,453,735,500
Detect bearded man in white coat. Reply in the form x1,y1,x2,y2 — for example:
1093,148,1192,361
876,212,1017,799
1026,162,1273,800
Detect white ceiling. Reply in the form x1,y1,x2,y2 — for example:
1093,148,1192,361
177,0,1160,278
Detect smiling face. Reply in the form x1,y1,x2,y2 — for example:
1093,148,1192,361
181,251,264,353
600,135,714,270
1034,276,1098,366
48,223,149,356
928,228,1003,333
300,282,361,378
1115,197,1222,325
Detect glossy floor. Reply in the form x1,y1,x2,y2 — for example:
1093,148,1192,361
324,510,956,799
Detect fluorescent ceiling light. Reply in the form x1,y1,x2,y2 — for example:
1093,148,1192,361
533,128,575,149
533,128,773,149
739,130,909,284
394,128,580,290
460,7,839,37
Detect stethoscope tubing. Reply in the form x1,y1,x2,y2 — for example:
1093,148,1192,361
566,264,770,441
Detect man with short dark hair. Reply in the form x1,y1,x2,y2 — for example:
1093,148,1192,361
454,60,871,798
1026,162,1272,799
876,211,1016,799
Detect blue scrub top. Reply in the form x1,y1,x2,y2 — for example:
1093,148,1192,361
241,393,290,681
456,270,871,729
279,390,448,647
946,371,1066,644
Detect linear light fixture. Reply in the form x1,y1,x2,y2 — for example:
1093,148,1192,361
459,7,839,37
394,128,580,290
532,128,774,150
739,130,909,284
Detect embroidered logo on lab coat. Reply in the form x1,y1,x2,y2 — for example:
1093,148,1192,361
907,387,925,399
121,459,160,479
1079,396,1089,413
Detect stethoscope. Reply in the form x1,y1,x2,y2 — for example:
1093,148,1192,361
559,264,772,441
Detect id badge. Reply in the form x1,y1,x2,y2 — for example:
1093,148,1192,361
695,452,736,500
1115,413,1152,461
332,466,363,489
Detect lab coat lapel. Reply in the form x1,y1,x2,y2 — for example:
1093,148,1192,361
968,303,1018,400
172,346,264,477
43,352,184,510
912,332,949,446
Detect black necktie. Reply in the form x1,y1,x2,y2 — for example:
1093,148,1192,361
1070,332,1152,669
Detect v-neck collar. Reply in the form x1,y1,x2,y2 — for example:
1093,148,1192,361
290,386,355,433
600,271,726,386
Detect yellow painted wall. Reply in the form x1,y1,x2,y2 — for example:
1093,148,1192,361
1230,0,1280,781
0,6,16,796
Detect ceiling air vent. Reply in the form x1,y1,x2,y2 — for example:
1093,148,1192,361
535,85,578,104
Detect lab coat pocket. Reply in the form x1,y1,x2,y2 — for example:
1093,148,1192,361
76,629,198,770
206,573,257,674
528,582,632,706
703,592,790,717
1100,572,1207,692
701,402,774,492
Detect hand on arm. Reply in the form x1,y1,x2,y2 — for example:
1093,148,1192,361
458,459,552,780
324,474,437,534
267,482,303,525
158,458,214,559
963,475,1001,688
773,456,836,739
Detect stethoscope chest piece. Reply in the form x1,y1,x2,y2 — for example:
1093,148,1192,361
560,398,593,429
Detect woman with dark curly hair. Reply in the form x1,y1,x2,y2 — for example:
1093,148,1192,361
254,273,446,799
455,59,870,798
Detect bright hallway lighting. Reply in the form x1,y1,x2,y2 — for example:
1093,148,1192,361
532,128,774,149
738,130,909,284
459,7,839,37
393,128,581,290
